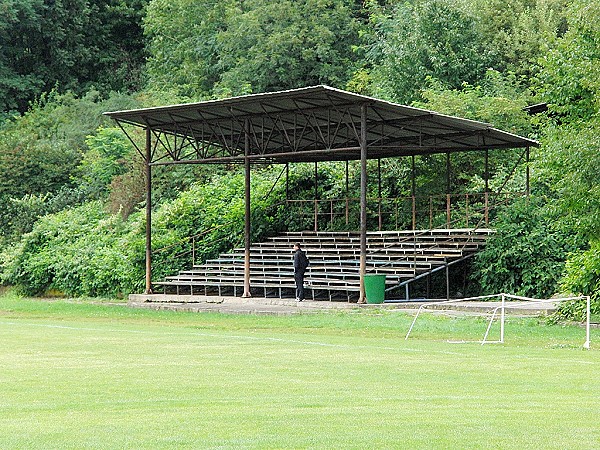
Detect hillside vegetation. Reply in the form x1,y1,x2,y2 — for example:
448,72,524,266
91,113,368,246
1,0,599,318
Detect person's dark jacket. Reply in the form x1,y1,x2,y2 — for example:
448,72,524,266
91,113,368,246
293,249,309,273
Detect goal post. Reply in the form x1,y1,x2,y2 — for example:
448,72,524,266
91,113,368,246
404,293,591,349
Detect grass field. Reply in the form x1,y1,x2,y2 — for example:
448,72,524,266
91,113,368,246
0,292,598,449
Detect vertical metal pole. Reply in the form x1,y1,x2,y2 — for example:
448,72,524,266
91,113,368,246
377,159,382,231
429,197,433,229
345,160,349,225
411,155,416,230
485,149,490,226
144,128,153,294
314,161,318,232
446,194,451,228
484,149,489,192
445,258,450,301
585,296,591,349
500,293,505,343
446,152,451,227
243,120,251,298
359,104,368,303
526,146,530,199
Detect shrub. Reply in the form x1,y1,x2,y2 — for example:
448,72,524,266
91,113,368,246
0,186,89,246
552,241,600,321
0,202,139,297
473,197,585,298
152,169,286,266
0,169,287,297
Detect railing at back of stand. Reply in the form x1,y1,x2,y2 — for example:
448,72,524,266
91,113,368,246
379,190,522,300
285,191,526,232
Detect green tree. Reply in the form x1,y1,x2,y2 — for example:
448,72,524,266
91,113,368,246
214,0,361,96
473,197,584,298
144,0,361,99
77,127,132,199
472,0,600,310
368,0,490,104
0,0,147,113
0,90,139,198
537,0,600,121
533,120,600,239
533,0,600,238
416,71,534,136
461,0,568,79
144,0,230,99
0,90,141,244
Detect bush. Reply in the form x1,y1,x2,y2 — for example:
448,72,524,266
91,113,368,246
0,90,140,199
0,202,139,297
473,197,585,298
0,169,287,297
76,127,133,199
0,186,89,245
552,241,600,321
152,169,286,267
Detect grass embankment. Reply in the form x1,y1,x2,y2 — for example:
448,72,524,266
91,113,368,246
0,292,598,449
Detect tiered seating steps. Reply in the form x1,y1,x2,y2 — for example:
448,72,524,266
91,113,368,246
155,228,493,301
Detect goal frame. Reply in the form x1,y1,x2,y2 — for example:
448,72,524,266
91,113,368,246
404,293,591,349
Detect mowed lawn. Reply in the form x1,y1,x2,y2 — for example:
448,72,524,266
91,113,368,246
0,294,598,449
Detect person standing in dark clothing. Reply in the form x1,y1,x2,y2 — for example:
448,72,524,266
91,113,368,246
293,242,309,301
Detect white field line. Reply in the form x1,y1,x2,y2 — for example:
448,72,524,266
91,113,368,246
0,320,464,356
0,320,595,365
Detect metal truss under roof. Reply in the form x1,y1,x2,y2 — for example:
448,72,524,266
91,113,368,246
104,85,538,165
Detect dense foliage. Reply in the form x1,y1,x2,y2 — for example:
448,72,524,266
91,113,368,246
144,0,361,99
0,171,286,297
0,0,147,114
369,0,489,104
473,197,585,298
0,0,599,318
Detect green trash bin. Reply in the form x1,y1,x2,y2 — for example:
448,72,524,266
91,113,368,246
364,274,386,304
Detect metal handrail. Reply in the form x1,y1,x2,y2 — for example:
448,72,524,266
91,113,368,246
287,192,521,233
152,172,288,264
385,253,475,293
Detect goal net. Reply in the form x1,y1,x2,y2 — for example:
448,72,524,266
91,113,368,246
404,293,591,349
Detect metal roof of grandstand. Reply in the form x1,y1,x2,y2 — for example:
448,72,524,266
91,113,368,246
104,85,538,165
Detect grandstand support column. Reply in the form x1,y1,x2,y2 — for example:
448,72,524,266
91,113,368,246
378,159,382,231
359,103,368,303
243,120,252,298
345,160,349,225
314,161,318,232
411,155,416,230
445,258,450,301
144,127,153,294
526,146,530,199
485,149,489,225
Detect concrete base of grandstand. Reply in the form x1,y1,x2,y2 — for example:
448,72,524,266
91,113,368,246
128,293,557,316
